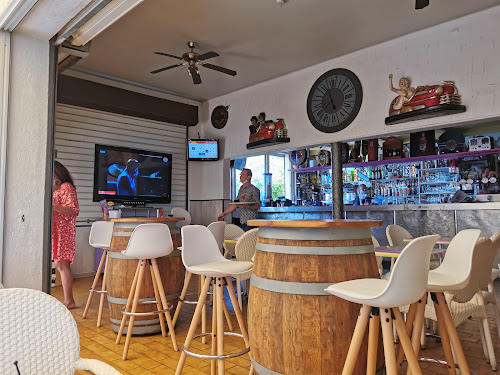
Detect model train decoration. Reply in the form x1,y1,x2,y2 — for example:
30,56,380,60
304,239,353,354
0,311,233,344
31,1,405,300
247,112,290,149
385,75,466,125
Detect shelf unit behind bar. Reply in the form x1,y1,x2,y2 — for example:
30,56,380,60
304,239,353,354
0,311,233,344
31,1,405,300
289,148,500,173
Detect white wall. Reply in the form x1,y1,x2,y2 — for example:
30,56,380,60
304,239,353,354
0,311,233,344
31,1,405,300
189,6,500,201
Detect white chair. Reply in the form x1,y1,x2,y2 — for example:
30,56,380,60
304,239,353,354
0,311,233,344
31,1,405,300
170,207,191,228
83,220,114,327
0,288,122,374
325,235,439,375
176,225,253,375
208,221,226,253
115,223,178,360
224,224,244,259
401,229,481,374
233,228,258,310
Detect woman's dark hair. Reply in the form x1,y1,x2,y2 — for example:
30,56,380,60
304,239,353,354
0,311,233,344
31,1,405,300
53,161,75,187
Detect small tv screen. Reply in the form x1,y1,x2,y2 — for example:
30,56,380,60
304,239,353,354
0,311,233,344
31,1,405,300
187,139,219,161
93,144,172,203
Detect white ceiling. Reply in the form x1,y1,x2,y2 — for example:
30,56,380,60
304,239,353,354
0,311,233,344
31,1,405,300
68,0,499,102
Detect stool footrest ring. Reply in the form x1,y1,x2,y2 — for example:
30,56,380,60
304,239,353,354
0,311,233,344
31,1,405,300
88,288,107,294
179,292,214,305
121,301,173,317
402,357,478,375
182,332,250,359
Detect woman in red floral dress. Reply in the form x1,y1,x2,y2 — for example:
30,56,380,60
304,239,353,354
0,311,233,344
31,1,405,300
52,161,79,309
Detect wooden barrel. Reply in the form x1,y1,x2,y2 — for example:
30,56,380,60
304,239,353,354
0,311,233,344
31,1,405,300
247,219,383,375
106,218,185,335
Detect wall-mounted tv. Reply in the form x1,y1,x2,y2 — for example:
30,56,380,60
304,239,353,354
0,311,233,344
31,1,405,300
187,139,219,161
93,144,172,204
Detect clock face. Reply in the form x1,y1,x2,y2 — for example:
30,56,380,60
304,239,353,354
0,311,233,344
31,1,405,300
211,105,229,129
306,68,363,133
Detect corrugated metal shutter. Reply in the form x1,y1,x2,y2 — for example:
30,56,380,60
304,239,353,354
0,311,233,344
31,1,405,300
55,104,187,223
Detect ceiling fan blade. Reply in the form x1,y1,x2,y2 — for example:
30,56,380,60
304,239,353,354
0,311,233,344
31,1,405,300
150,63,185,74
196,51,219,61
154,52,184,60
188,66,202,84
201,63,237,76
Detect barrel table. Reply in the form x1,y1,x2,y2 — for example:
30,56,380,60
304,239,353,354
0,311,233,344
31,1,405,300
107,217,186,335
247,219,383,375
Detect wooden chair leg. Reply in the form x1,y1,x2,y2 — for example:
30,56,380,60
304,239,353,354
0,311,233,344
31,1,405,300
380,308,397,375
172,271,193,327
407,293,427,375
392,308,422,375
123,260,146,360
236,278,243,311
211,282,218,375
149,261,167,337
201,275,208,344
216,277,225,375
83,249,106,319
339,304,370,375
434,292,471,375
432,296,457,375
96,251,109,328
396,301,419,368
151,259,178,351
175,277,212,375
116,261,141,344
367,308,380,375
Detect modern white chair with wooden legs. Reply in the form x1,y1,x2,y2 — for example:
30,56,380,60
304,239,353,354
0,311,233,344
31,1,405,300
175,225,253,375
115,223,179,360
397,229,481,375
83,221,114,327
170,207,191,228
325,235,440,375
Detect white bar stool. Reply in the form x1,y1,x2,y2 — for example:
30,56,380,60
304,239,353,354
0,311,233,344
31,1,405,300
398,229,481,375
82,221,114,327
115,223,179,360
175,225,253,375
325,235,439,375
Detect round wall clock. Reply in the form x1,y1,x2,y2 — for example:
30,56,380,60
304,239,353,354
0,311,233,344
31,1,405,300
289,149,308,166
211,105,229,129
306,68,363,133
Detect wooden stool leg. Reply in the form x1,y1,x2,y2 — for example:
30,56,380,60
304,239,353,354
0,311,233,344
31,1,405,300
249,364,254,375
211,279,218,375
380,308,397,375
116,261,141,344
151,259,178,351
340,304,370,375
175,277,212,375
434,292,471,375
396,301,419,368
201,275,207,344
216,277,225,375
407,293,427,375
123,260,146,360
367,308,380,375
172,271,193,327
83,249,106,319
432,295,457,375
149,261,167,337
224,276,250,346
392,308,422,375
96,251,109,327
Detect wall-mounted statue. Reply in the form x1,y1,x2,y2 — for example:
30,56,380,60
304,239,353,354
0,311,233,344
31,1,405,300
247,112,289,148
385,74,465,125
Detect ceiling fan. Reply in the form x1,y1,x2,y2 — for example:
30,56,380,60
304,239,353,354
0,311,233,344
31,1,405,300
151,41,237,84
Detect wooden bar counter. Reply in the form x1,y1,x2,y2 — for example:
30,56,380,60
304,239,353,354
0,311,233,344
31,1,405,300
106,217,186,335
247,219,383,375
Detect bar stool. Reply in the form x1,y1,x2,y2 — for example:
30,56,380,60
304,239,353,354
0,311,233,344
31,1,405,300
175,225,253,375
397,229,481,375
82,221,114,327
325,235,439,375
115,223,179,360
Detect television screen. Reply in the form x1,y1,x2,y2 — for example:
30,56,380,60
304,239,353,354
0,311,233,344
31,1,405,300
93,144,172,203
187,139,219,161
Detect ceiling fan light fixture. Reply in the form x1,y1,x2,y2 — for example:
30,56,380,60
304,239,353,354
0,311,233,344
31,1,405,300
415,0,429,10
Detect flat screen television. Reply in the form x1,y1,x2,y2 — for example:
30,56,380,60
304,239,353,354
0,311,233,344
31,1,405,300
187,139,219,161
93,144,172,204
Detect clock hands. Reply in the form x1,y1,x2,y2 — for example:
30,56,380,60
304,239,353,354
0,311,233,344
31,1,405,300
324,90,337,112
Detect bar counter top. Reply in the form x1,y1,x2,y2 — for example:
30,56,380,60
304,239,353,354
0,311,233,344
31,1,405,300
247,219,383,228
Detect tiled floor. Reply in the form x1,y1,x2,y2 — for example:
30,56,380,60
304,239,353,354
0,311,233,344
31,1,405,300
52,277,500,374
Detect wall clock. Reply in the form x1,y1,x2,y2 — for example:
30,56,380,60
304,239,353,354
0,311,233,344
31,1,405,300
289,149,308,166
306,68,363,133
211,105,229,129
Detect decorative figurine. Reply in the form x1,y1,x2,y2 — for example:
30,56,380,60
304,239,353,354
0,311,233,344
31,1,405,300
249,116,259,134
385,74,465,125
247,113,290,148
